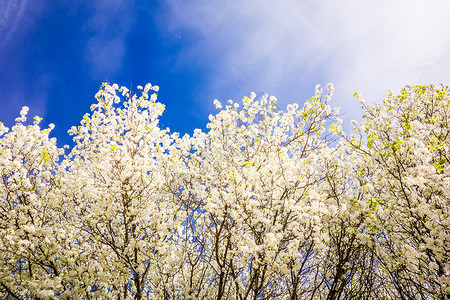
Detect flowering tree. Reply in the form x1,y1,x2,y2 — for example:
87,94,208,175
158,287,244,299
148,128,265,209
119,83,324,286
61,83,187,299
178,87,339,299
175,85,386,299
345,84,450,299
0,109,70,298
0,82,448,299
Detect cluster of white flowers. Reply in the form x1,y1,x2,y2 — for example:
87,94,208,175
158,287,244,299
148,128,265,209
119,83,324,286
0,83,448,299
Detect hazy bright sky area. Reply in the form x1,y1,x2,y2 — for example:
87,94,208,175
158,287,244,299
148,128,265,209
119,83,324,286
1,0,450,146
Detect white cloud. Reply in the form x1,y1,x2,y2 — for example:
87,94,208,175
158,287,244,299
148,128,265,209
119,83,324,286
162,0,450,118
85,37,125,77
0,0,27,48
84,0,134,79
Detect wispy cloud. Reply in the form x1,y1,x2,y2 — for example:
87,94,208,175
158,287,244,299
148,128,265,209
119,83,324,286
0,0,27,48
84,0,134,79
0,0,134,132
161,0,450,117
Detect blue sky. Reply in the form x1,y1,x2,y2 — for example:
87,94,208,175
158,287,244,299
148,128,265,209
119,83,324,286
1,0,450,146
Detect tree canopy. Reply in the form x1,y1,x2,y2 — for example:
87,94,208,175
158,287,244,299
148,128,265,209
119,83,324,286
0,83,448,299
